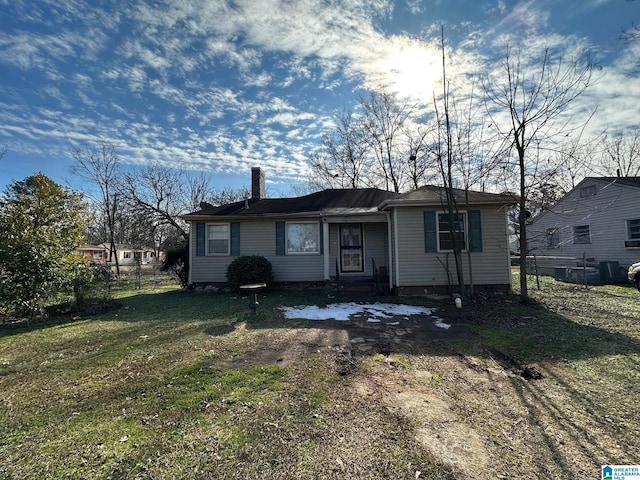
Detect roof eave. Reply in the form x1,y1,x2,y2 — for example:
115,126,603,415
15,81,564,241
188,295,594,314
378,197,518,210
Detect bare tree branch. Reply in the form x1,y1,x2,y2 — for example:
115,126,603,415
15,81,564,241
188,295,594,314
483,44,595,301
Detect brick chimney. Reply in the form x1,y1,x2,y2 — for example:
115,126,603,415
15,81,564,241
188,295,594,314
251,167,265,200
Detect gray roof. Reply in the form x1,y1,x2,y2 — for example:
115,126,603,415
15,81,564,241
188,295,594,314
183,188,399,219
586,177,640,189
379,185,517,209
183,185,518,220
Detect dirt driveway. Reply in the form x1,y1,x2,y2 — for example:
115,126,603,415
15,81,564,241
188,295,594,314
247,302,626,479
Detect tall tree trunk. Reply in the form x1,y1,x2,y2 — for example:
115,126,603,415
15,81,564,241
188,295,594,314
518,146,528,301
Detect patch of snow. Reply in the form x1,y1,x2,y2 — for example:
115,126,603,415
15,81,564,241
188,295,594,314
280,302,435,322
433,318,451,329
386,321,400,326
366,318,381,323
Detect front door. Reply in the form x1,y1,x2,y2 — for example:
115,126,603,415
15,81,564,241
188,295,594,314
339,224,364,273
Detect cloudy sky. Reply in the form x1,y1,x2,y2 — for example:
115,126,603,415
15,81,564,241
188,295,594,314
1,0,638,196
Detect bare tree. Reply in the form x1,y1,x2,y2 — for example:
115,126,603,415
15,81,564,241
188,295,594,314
119,165,208,241
359,89,414,193
550,135,599,191
309,110,373,190
119,164,250,243
406,122,439,190
622,23,640,42
596,128,640,177
484,45,595,301
431,28,469,296
310,93,432,193
71,141,122,275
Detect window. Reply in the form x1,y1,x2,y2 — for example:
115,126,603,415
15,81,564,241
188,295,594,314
287,222,319,254
207,223,230,254
573,225,591,244
123,251,132,259
93,251,103,259
546,228,560,249
437,213,466,251
628,219,640,240
580,185,596,198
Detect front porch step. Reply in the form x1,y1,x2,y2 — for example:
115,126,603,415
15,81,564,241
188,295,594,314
329,276,390,297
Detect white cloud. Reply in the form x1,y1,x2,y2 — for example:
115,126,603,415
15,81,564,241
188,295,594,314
1,0,639,191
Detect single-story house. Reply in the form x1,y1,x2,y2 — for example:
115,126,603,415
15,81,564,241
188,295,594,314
528,177,640,271
183,168,517,294
78,244,108,264
116,246,161,266
78,244,161,266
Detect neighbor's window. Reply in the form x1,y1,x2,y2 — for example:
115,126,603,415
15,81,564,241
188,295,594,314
580,184,596,198
627,219,640,240
123,251,132,259
287,222,319,254
93,251,103,259
207,223,230,255
573,225,591,244
546,227,560,249
438,212,466,251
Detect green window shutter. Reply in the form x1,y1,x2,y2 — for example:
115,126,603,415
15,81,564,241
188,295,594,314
319,221,324,254
423,211,437,253
469,210,482,252
196,222,205,256
230,222,240,256
276,221,285,255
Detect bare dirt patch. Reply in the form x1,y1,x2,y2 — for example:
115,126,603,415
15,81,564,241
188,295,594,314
248,304,635,480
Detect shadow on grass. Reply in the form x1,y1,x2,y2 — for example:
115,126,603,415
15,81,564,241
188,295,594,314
5,286,639,366
239,290,640,365
3,285,637,478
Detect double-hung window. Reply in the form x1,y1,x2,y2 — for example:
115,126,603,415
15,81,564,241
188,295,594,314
438,212,467,251
573,225,591,245
286,222,319,254
207,223,230,255
628,219,640,240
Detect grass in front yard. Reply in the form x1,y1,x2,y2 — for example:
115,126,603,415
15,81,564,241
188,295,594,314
2,274,639,478
442,274,640,473
0,282,453,479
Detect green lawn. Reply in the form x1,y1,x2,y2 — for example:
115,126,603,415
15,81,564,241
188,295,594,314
1,274,639,479
1,281,453,479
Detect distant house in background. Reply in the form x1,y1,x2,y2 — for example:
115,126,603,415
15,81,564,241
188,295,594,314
116,246,161,266
78,244,162,266
78,244,108,264
528,177,640,272
183,167,517,295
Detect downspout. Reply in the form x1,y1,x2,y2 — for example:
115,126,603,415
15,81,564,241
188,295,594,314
322,218,330,282
188,222,193,285
386,211,393,292
393,208,401,291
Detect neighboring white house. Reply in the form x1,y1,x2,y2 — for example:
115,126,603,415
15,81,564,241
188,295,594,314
528,177,640,269
79,243,162,266
116,245,161,266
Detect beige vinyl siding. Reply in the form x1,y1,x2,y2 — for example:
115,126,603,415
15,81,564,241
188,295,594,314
365,223,389,272
190,218,324,283
393,206,511,287
528,180,640,266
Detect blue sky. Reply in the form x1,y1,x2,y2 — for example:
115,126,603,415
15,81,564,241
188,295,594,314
1,0,638,196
